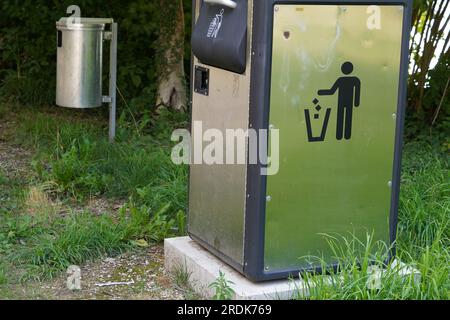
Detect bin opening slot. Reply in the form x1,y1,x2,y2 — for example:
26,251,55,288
57,31,62,47
194,66,210,96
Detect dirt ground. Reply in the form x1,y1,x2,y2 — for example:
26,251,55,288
0,116,32,181
15,247,187,300
0,113,189,300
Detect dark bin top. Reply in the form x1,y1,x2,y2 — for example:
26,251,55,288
192,0,248,74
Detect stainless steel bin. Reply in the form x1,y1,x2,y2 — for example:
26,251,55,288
188,0,412,281
56,18,106,109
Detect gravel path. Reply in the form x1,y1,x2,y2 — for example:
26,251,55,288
37,246,186,300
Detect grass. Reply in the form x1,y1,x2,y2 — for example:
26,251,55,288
0,264,7,285
171,263,200,300
0,171,25,215
0,102,448,300
0,104,189,288
0,103,9,121
398,141,449,254
6,212,129,280
296,140,449,300
17,109,188,208
0,199,184,283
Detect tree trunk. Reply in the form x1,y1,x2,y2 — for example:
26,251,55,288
156,0,187,112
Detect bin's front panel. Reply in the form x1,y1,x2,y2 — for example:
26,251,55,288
265,4,404,271
56,29,103,109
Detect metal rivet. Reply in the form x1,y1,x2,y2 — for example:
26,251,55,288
266,196,272,202
265,266,270,271
269,124,275,130
388,181,392,188
274,6,279,12
392,113,397,120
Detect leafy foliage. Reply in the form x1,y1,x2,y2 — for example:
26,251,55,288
408,0,449,130
209,271,235,300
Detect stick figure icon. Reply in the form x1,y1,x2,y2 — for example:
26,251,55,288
318,62,361,140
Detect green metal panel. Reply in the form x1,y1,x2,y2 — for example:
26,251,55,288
265,4,404,271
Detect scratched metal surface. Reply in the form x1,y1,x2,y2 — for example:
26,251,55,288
188,0,253,267
264,4,404,271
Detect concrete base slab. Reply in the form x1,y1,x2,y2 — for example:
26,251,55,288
164,237,421,300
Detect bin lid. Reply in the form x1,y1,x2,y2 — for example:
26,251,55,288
56,18,113,31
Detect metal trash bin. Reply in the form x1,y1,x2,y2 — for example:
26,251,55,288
56,18,108,109
56,17,118,142
188,0,412,281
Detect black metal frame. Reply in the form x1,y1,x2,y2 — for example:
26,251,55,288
188,0,412,282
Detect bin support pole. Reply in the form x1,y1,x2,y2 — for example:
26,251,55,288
108,22,118,143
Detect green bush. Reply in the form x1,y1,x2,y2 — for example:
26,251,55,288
405,53,450,141
119,202,186,243
209,271,235,300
